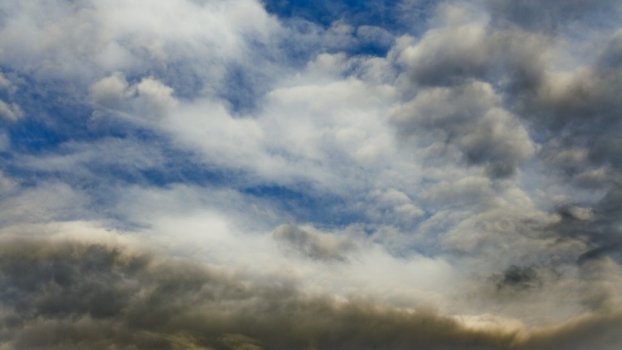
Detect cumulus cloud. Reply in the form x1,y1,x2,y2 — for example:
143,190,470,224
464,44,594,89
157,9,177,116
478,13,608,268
90,74,177,120
392,81,534,178
0,0,280,83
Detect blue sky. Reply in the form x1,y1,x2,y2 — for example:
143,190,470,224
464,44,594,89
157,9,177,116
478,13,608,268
1,0,622,348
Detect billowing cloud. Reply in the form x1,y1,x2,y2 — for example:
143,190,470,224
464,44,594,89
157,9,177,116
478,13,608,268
392,81,535,178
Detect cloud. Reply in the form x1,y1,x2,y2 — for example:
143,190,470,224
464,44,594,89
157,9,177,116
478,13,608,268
0,71,23,122
0,182,90,228
392,81,534,178
386,0,622,268
90,74,177,119
0,0,280,82
486,0,622,32
0,100,22,121
1,236,621,350
272,224,356,261
0,236,485,349
492,265,542,291
85,51,403,199
0,1,621,347
0,71,15,92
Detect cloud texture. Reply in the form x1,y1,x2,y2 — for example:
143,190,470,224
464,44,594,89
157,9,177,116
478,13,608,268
0,0,621,348
1,236,621,350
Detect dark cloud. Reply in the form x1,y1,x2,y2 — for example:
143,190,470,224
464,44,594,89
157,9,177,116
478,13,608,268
395,1,622,264
550,182,622,264
392,81,534,178
397,4,620,180
401,24,548,90
512,31,622,261
493,265,542,291
1,236,620,349
394,14,551,179
518,312,622,350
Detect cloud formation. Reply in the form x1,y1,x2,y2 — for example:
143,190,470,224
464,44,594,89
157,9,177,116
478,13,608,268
0,0,621,348
1,236,621,350
392,81,534,178
272,224,356,261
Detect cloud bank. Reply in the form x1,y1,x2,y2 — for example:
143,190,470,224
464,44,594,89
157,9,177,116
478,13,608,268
1,236,621,350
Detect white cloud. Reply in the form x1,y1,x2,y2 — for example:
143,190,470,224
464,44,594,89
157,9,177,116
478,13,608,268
0,0,281,84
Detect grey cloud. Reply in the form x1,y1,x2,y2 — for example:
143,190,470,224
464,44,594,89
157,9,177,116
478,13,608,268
539,142,610,189
395,1,622,264
0,237,503,349
438,201,590,272
518,313,622,350
492,265,542,292
400,24,548,90
272,224,355,262
2,236,622,349
551,182,622,264
479,263,609,326
401,25,490,87
507,31,622,261
487,0,622,32
502,30,622,173
392,81,534,178
522,58,622,140
600,30,622,70
420,176,497,212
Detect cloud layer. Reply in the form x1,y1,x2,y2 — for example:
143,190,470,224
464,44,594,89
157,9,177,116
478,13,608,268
1,236,621,350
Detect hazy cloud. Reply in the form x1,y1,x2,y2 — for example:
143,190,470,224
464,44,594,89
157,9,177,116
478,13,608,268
272,224,356,261
487,0,622,32
0,100,22,121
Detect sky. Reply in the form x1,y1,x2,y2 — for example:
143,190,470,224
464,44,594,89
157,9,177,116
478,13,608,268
0,0,621,349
